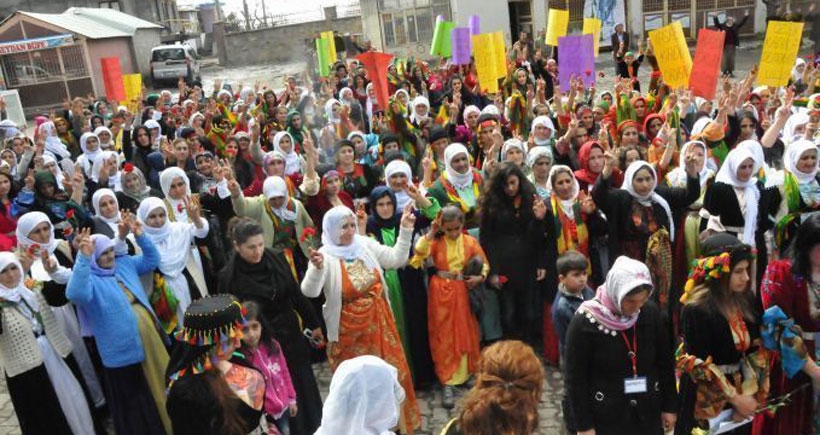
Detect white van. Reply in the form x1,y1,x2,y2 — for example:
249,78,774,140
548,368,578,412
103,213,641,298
150,44,201,86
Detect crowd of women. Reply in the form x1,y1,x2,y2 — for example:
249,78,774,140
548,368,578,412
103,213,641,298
0,28,818,434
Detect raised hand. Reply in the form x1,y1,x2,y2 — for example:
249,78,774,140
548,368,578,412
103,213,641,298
579,190,595,214
76,228,94,256
308,248,324,269
40,249,58,274
400,201,416,228
532,195,547,220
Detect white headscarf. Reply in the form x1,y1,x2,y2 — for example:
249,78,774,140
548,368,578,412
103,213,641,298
320,206,379,269
666,141,714,188
325,99,342,124
93,126,113,149
262,151,286,177
792,58,807,83
91,151,120,186
92,188,120,233
546,165,580,219
0,252,38,311
314,355,405,435
530,116,555,146
384,160,414,211
273,131,301,176
784,139,819,184
736,139,770,180
621,161,676,241
15,212,60,255
409,96,430,125
144,119,162,147
394,90,410,112
463,105,480,124
189,112,205,129
339,87,355,106
480,104,500,117
443,143,474,190
715,147,762,244
783,112,810,145
38,121,71,159
263,176,297,221
41,155,65,190
160,167,192,222
527,145,553,169
137,197,189,277
502,138,527,165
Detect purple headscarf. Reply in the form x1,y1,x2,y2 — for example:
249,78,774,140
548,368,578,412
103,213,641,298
89,234,116,277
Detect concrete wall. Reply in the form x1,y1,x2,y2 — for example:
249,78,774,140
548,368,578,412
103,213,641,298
451,0,512,45
221,16,362,66
87,37,135,97
132,28,162,78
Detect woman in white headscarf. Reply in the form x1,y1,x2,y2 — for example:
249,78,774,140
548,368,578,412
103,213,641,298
159,167,193,223
527,146,553,199
409,96,430,128
427,143,483,231
38,121,72,161
0,252,97,435
90,150,120,191
229,174,314,275
315,355,406,435
782,112,810,145
704,147,765,247
272,131,305,176
301,205,420,433
137,196,209,330
593,156,700,308
530,115,556,148
773,139,820,254
14,212,107,414
90,188,137,255
502,138,528,174
665,140,717,264
93,126,114,150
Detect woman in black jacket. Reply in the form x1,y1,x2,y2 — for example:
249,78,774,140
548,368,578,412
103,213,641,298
217,218,323,435
479,162,548,345
565,256,677,435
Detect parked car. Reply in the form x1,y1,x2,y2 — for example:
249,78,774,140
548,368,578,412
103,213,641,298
13,65,53,85
150,44,200,86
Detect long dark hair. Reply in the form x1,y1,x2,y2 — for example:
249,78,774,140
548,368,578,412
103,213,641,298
241,300,280,356
479,162,536,230
132,126,152,149
0,171,18,215
790,214,820,278
203,371,249,435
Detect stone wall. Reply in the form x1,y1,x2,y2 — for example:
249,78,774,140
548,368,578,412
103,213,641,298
221,16,362,66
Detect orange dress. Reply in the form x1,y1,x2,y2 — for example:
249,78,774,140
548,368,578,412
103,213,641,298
424,236,484,385
327,259,421,433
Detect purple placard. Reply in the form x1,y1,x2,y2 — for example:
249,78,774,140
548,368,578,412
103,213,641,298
558,34,595,92
436,15,444,24
451,27,472,65
469,15,480,35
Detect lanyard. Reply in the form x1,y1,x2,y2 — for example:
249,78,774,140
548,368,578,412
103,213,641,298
620,327,638,378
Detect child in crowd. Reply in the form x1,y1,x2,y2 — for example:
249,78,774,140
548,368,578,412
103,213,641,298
240,300,297,435
551,250,594,359
410,205,488,409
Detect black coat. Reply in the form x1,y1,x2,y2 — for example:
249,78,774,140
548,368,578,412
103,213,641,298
565,301,677,434
713,15,750,47
592,173,700,265
610,31,630,57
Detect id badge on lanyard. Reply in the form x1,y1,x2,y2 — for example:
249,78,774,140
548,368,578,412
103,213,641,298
621,327,648,394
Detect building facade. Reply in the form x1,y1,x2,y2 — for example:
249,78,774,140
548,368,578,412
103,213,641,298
0,0,179,34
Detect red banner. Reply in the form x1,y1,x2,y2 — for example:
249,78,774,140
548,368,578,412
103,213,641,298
688,28,725,100
100,57,126,102
356,51,394,112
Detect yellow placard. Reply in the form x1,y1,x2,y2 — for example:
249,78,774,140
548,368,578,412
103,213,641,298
122,73,142,111
583,18,602,57
322,31,337,64
546,9,569,46
647,22,692,89
757,21,804,87
472,34,499,94
492,31,507,79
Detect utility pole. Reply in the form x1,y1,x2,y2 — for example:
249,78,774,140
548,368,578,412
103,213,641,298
261,0,268,28
243,0,251,29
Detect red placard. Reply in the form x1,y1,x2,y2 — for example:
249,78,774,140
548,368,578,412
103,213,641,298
356,51,394,112
688,29,725,100
100,57,126,102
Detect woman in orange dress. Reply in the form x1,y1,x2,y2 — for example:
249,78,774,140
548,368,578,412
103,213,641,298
410,205,487,409
301,205,421,433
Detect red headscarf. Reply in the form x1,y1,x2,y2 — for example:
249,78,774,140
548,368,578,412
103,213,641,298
574,141,605,186
642,113,665,141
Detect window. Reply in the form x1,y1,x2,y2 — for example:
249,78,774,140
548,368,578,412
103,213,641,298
383,13,396,46
151,48,186,62
99,1,120,10
381,5,444,47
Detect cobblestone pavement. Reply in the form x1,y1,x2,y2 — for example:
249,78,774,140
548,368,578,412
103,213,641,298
0,360,565,435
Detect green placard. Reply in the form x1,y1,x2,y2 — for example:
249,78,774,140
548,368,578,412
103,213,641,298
316,37,331,77
430,21,456,57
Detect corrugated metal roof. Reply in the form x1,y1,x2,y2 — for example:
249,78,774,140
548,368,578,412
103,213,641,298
19,7,162,40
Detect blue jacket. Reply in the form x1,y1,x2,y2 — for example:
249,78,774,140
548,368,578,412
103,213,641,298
552,284,595,356
67,234,162,368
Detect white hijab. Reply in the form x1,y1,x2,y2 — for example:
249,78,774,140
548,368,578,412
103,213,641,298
546,165,580,219
0,252,38,311
92,188,120,233
715,148,762,245
502,138,527,166
41,155,65,190
320,206,378,270
273,131,301,176
325,99,342,124
783,112,810,145
527,146,553,169
93,126,113,150
263,176,297,221
621,161,676,241
315,355,405,435
784,139,819,184
15,212,60,255
159,167,192,222
91,151,120,187
530,116,555,146
383,160,414,211
443,143,474,190
38,121,71,159
409,96,430,125
137,197,190,278
666,141,714,188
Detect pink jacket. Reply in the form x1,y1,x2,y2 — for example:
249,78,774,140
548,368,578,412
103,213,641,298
241,340,296,419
